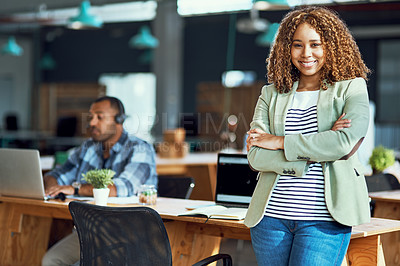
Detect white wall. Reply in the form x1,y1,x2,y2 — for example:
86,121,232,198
0,36,33,129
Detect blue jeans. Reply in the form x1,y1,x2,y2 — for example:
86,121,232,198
250,216,351,266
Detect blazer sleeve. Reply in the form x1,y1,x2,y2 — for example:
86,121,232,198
247,85,308,177
284,78,370,162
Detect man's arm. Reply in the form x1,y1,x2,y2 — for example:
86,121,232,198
43,147,81,197
44,174,117,197
112,142,158,197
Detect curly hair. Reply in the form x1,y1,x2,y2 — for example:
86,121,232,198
266,6,370,93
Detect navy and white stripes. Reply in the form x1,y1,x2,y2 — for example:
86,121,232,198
265,91,333,221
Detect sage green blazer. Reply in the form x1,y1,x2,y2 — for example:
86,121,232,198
245,78,371,228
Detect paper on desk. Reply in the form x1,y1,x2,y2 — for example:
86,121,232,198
66,195,139,204
107,196,139,204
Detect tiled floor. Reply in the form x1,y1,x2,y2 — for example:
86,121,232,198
218,239,258,265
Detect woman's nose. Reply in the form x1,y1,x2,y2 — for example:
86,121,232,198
302,46,312,57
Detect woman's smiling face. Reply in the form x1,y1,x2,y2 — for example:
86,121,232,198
291,23,325,79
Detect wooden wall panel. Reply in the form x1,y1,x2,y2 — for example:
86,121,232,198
39,83,105,137
196,81,264,151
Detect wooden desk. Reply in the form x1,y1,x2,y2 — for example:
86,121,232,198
369,190,400,265
1,196,399,266
41,152,219,201
156,152,218,201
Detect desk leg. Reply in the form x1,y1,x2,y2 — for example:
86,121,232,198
343,235,384,266
0,202,52,266
164,220,221,266
373,201,400,265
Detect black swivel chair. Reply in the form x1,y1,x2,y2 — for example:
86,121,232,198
157,176,195,199
68,201,232,266
365,173,400,216
365,173,400,192
4,113,18,131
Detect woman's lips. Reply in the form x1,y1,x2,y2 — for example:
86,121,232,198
300,60,317,67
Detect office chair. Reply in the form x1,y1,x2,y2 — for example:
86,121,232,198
365,173,400,192
157,176,195,199
68,201,232,266
56,116,77,137
365,173,400,216
4,113,18,130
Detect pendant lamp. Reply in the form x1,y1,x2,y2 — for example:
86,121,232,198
253,0,289,10
40,53,57,70
129,25,159,49
67,1,103,29
1,36,23,56
256,23,280,47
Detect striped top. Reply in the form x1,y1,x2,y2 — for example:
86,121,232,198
265,90,333,221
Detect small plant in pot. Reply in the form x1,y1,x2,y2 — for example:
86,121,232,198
369,145,396,174
82,169,115,206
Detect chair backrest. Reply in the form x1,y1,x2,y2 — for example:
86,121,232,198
157,176,195,199
4,113,18,131
68,201,172,266
365,173,400,192
56,116,77,137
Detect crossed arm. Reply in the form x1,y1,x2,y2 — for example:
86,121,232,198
246,113,351,151
246,79,369,175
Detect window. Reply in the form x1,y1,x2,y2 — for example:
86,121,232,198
99,73,156,143
377,40,400,123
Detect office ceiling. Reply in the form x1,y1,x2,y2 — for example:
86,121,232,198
1,0,400,35
0,0,135,15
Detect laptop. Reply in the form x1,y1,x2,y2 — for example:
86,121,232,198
215,153,258,208
0,148,48,200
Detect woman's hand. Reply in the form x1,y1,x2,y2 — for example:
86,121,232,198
331,113,351,131
246,128,284,151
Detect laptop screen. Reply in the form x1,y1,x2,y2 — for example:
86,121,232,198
0,148,47,200
215,153,258,207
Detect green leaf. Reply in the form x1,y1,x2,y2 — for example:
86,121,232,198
369,145,395,172
82,169,115,189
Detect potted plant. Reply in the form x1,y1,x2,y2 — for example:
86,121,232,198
369,145,396,174
82,169,115,206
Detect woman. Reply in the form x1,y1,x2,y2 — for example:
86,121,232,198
245,6,371,266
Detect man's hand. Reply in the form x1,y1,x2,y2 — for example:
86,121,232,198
45,184,74,197
44,175,74,197
246,128,284,151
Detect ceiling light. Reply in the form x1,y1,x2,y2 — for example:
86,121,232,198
253,0,289,10
40,53,57,70
67,1,103,29
237,8,268,34
129,26,159,49
1,36,23,56
256,22,280,46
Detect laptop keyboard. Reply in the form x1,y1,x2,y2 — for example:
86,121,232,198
218,202,249,209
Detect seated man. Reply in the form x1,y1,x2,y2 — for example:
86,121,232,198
42,96,157,266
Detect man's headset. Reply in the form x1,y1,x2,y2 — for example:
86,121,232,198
89,96,126,125
114,98,126,124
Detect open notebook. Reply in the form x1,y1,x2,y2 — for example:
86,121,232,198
179,153,258,220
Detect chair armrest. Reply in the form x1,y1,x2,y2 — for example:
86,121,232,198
192,254,232,266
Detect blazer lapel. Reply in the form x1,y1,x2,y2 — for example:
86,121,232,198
274,82,298,136
317,83,334,132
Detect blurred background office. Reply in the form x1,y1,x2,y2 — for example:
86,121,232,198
0,0,399,165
